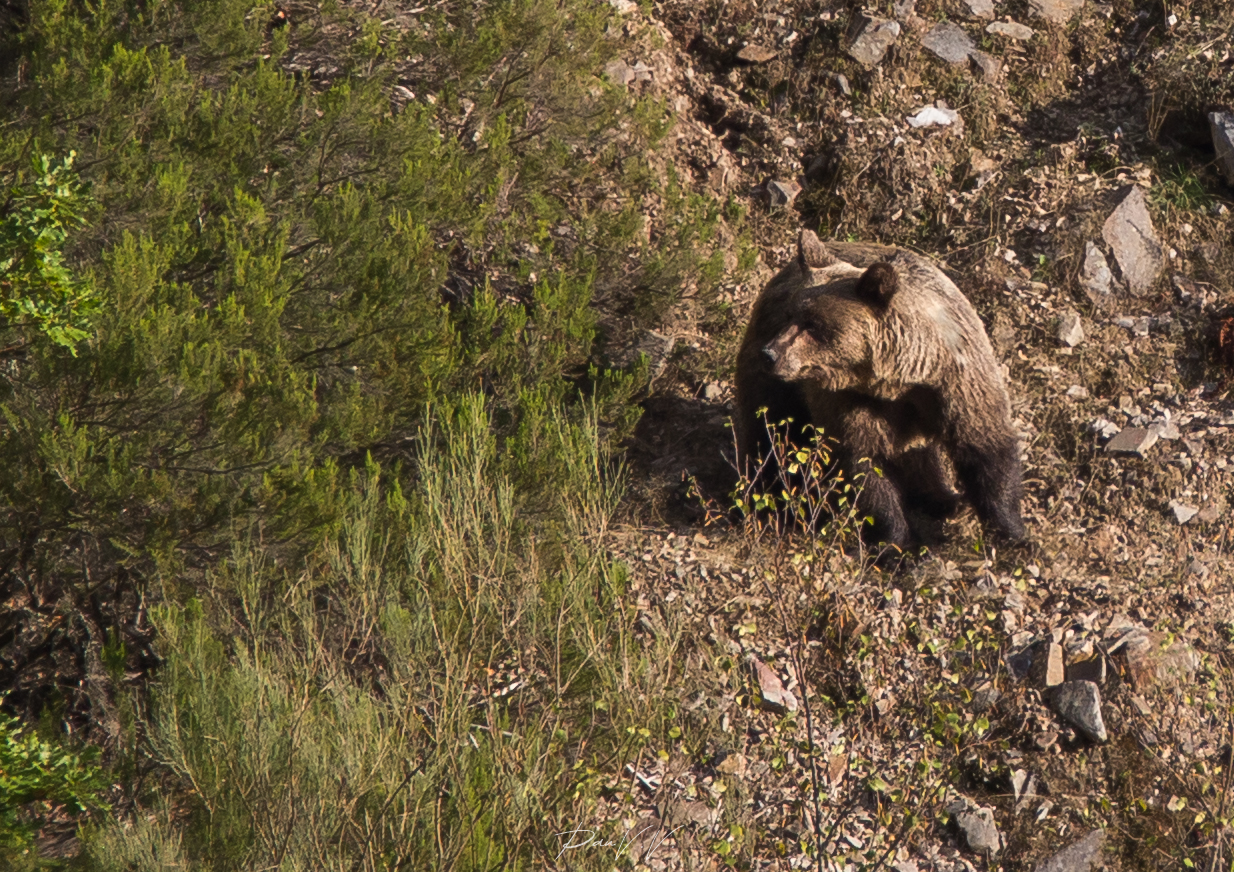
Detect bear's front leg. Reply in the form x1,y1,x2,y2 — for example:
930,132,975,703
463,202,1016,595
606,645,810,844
952,439,1026,541
850,455,912,549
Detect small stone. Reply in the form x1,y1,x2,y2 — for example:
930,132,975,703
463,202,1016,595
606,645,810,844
1034,731,1058,751
1011,769,1028,799
847,14,901,66
1057,310,1084,347
1066,655,1106,685
1103,187,1163,296
907,105,959,128
1015,774,1039,813
1034,829,1106,872
716,751,749,777
987,20,1035,40
831,72,852,96
1066,385,1089,399
1198,505,1221,523
1168,500,1199,524
604,59,637,86
1104,427,1157,455
615,330,674,377
1030,641,1066,688
1149,420,1180,440
1050,680,1108,743
766,178,802,207
893,0,917,18
607,0,638,12
972,685,1001,713
1210,112,1234,186
969,51,1002,80
922,21,976,64
1080,242,1114,308
946,798,1002,855
965,0,995,18
703,382,723,402
660,799,717,829
737,43,777,63
1029,0,1085,24
748,656,799,713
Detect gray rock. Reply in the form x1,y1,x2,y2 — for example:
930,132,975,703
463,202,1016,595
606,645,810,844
1080,241,1114,308
1115,630,1199,691
831,72,852,96
969,50,1003,80
1034,829,1105,872
1210,112,1234,186
604,59,637,86
615,330,674,376
737,43,777,63
1113,314,1151,337
1149,420,1179,440
1057,310,1084,346
1103,187,1163,296
604,59,653,86
1029,0,1085,23
972,685,1001,713
1011,768,1029,799
922,21,976,64
847,14,901,66
1051,680,1108,743
893,0,917,19
987,20,1035,39
1169,500,1199,524
965,0,995,18
946,798,1002,855
703,382,723,402
766,179,802,207
1104,427,1157,455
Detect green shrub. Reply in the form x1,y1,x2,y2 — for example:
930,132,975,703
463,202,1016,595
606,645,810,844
82,400,651,870
0,152,98,354
0,710,109,857
0,0,725,866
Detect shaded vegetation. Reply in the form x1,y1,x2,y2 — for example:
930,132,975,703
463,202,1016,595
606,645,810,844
0,0,731,866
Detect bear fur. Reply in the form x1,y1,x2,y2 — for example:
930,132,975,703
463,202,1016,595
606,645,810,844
734,230,1025,548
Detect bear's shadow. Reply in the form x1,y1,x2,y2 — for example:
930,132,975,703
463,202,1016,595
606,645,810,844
625,392,740,525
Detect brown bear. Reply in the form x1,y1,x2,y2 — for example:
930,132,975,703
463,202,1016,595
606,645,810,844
734,230,1024,548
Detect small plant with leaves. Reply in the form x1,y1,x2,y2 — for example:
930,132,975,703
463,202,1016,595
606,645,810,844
727,410,869,545
0,152,98,354
0,709,109,854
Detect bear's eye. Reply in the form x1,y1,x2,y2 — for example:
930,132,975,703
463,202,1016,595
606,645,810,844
806,321,834,343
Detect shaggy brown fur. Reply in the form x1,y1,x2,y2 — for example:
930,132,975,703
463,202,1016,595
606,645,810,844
735,231,1024,548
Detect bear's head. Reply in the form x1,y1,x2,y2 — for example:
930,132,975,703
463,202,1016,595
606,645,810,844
761,232,899,389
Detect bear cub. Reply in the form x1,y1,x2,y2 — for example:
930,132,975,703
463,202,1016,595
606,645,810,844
734,230,1025,548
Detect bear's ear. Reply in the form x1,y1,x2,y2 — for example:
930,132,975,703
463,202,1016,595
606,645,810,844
855,262,899,309
797,229,836,271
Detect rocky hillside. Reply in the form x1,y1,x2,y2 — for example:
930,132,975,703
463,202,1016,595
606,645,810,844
1,0,1233,869
604,0,1234,869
